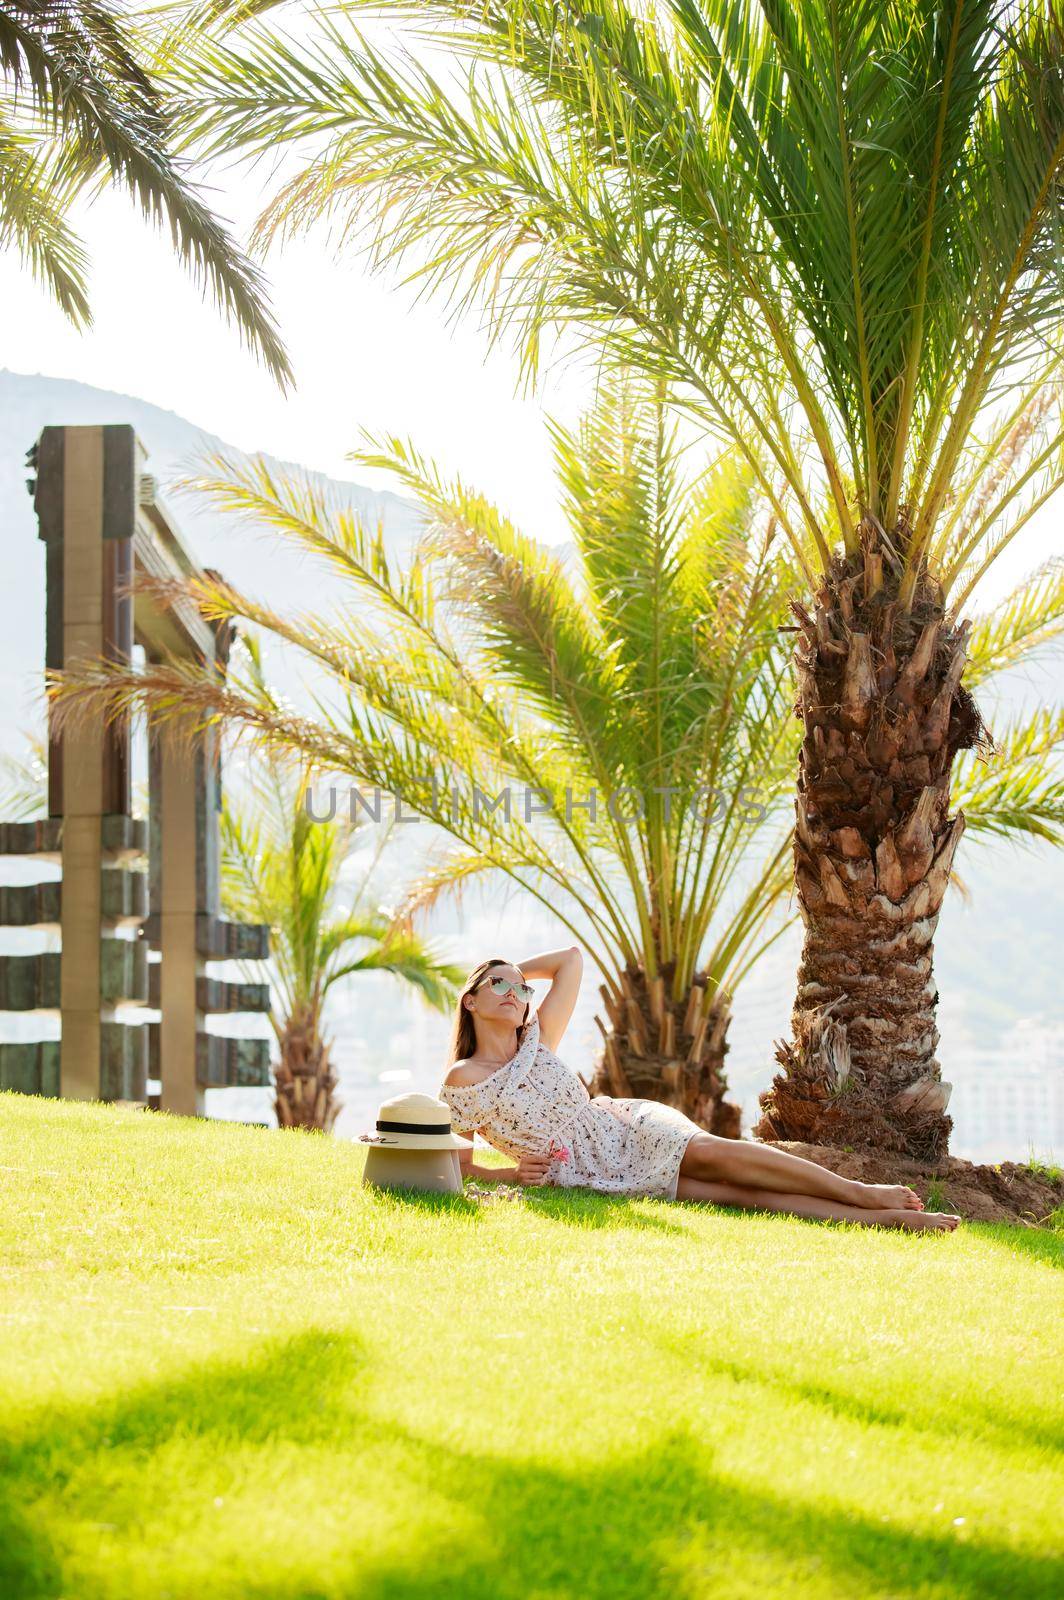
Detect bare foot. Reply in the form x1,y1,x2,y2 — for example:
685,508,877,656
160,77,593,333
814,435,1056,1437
877,1209,961,1232
851,1180,925,1211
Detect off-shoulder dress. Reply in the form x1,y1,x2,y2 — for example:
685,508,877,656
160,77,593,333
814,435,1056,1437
438,1008,704,1200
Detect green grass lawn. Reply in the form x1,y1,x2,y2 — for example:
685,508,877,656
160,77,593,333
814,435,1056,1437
1,1091,1061,1600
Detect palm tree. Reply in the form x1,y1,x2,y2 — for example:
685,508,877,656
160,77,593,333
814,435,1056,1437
0,0,291,384
357,378,803,1134
156,0,1064,1159
47,375,1064,1141
218,635,467,1131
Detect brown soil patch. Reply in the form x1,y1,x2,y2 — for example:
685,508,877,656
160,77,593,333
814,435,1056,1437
760,1140,1064,1230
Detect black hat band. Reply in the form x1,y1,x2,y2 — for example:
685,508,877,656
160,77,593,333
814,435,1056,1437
376,1118,456,1135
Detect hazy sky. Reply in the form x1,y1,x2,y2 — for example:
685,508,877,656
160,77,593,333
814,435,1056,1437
0,159,596,547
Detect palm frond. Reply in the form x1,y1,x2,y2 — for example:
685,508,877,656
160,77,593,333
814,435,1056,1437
213,649,464,1022
953,707,1064,846
0,730,49,820
322,917,466,1005
160,0,1064,598
0,119,91,322
376,843,510,931
964,557,1064,689
0,0,293,380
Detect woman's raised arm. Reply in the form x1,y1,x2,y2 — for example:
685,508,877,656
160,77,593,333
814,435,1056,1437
513,946,583,1054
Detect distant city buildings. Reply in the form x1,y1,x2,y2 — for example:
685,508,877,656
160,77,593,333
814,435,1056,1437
726,941,1063,1165
944,1015,1064,1164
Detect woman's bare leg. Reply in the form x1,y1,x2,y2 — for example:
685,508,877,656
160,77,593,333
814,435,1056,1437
682,1134,924,1212
675,1173,960,1231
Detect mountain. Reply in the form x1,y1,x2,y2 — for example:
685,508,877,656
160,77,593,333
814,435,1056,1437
0,368,432,748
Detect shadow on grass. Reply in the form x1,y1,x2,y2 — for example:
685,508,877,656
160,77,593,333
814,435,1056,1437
370,1183,694,1236
652,1332,1064,1458
1,1331,1060,1600
368,1179,1064,1253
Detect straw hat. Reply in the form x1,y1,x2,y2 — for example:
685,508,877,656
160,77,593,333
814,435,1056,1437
359,1090,473,1151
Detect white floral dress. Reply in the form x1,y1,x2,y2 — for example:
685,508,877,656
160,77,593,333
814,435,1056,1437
438,1008,704,1200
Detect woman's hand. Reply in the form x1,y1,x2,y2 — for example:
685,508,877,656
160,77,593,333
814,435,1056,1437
513,1151,555,1186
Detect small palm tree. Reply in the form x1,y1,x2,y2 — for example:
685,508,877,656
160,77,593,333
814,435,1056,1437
0,0,291,383
159,0,1064,1159
218,636,467,1131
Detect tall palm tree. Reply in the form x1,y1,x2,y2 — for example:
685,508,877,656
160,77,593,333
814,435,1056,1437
0,0,291,384
156,0,1064,1159
218,635,467,1131
47,376,1064,1140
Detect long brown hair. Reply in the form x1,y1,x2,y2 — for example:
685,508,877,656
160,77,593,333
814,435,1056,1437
445,958,531,1067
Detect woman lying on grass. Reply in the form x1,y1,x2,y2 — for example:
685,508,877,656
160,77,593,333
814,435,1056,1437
439,949,961,1233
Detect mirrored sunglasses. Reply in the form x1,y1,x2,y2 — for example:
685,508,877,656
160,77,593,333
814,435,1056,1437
481,975,535,1002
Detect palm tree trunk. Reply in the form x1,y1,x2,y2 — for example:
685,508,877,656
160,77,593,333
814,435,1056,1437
273,1003,342,1132
754,524,986,1162
588,961,743,1136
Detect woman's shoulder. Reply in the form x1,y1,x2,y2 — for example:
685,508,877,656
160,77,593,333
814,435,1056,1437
442,1059,482,1089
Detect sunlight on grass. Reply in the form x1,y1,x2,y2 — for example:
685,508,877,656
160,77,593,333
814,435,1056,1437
1,1091,1061,1600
